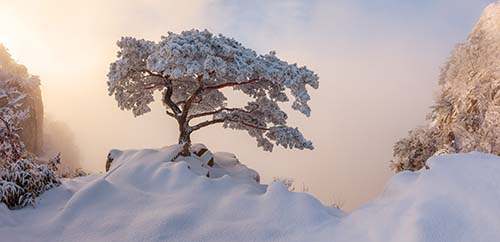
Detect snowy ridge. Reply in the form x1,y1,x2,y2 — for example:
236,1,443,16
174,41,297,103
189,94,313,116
316,152,500,242
0,145,341,242
3,146,500,241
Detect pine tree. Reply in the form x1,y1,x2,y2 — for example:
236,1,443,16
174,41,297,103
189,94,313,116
107,29,319,158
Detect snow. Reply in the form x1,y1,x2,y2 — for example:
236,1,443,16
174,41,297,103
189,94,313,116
107,29,317,152
2,147,500,242
207,151,260,183
391,1,500,172
317,152,500,242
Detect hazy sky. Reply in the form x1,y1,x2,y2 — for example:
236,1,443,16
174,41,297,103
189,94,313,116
0,0,495,210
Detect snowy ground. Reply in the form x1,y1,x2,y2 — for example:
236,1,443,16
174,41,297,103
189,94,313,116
1,146,500,242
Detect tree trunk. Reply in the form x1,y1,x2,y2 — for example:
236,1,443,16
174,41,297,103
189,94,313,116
177,122,191,157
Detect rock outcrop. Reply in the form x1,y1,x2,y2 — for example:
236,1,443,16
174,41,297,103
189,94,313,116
391,2,500,171
0,44,44,155
19,83,43,155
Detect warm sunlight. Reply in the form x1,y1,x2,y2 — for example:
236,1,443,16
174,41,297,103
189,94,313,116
0,11,20,57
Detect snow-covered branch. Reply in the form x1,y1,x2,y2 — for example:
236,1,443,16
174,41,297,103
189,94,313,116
204,78,261,91
190,118,226,131
108,29,319,152
187,107,255,121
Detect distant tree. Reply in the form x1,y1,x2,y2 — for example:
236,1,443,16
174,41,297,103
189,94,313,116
108,29,319,158
391,7,500,172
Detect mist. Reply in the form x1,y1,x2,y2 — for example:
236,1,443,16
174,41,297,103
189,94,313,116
42,116,82,176
0,0,495,210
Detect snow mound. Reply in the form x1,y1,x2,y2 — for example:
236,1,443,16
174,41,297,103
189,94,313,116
0,145,339,242
108,144,260,183
318,152,500,242
2,147,500,242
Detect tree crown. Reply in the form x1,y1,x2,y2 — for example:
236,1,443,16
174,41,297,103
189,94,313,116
108,29,319,151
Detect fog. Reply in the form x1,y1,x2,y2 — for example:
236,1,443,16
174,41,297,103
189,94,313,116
0,0,494,210
42,116,82,176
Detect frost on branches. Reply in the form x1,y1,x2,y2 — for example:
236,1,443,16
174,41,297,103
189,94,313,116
0,154,60,209
0,44,38,164
0,44,60,209
0,112,60,210
392,3,500,172
108,29,319,156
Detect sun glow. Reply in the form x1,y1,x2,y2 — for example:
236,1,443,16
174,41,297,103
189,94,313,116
0,10,18,50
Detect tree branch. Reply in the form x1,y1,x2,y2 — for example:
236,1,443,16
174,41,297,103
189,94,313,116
176,100,186,107
179,75,204,121
190,116,269,132
237,120,270,131
204,78,262,91
139,69,166,79
0,116,11,133
191,118,226,131
132,68,181,117
187,107,255,121
166,110,175,118
162,83,182,116
142,83,165,90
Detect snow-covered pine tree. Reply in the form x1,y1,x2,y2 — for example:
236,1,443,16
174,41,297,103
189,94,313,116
392,3,500,172
108,29,319,158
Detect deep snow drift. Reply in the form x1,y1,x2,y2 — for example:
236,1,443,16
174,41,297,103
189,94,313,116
2,146,500,242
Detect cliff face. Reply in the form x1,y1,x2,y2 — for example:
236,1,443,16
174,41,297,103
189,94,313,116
0,45,44,155
19,85,43,155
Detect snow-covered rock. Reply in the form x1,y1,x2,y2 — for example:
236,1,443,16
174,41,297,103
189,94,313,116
209,152,260,183
2,147,500,242
107,144,260,183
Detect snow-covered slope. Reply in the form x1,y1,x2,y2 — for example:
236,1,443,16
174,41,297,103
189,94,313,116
319,152,500,242
0,145,340,242
2,145,500,242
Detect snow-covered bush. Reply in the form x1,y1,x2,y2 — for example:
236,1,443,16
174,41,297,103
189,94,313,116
392,3,500,172
0,117,24,165
0,114,61,209
0,116,61,210
107,29,319,158
0,154,60,209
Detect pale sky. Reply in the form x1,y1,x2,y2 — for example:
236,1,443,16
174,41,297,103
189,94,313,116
0,0,495,210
